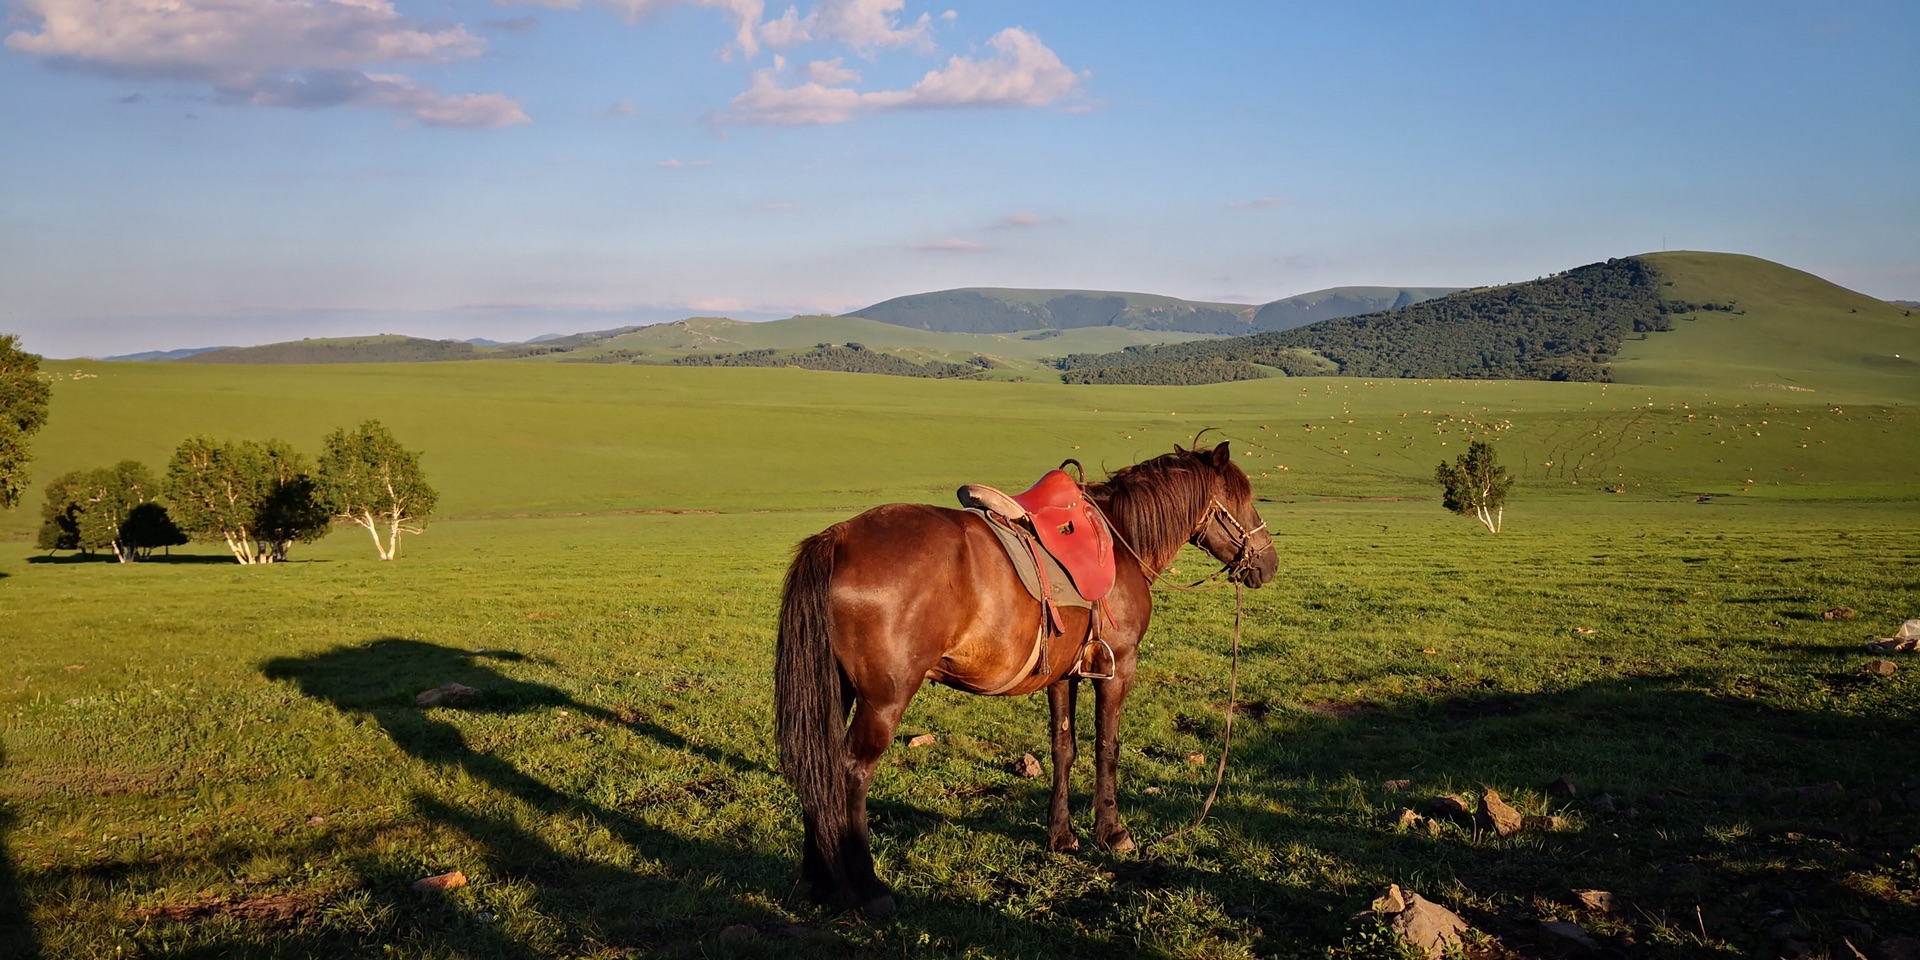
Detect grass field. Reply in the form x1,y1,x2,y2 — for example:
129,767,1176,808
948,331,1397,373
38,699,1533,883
2,360,1918,957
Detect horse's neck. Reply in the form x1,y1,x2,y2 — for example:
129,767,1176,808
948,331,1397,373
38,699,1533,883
1089,483,1205,577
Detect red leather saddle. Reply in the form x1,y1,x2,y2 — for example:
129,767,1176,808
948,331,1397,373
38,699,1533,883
1008,470,1116,602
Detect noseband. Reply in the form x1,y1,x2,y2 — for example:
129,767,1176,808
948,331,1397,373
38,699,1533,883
1195,498,1269,582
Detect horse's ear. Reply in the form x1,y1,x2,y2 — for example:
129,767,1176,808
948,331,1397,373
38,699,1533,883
1173,443,1186,454
1211,442,1232,467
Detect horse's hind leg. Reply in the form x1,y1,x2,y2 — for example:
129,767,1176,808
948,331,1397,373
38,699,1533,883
799,672,861,894
842,687,917,917
1046,677,1080,853
1092,670,1138,852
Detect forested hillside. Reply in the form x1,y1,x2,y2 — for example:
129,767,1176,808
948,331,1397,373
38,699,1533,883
1060,258,1681,384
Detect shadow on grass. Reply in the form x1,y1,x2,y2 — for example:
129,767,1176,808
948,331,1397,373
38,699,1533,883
243,638,1164,958
867,673,1919,956
0,746,39,960
24,552,247,565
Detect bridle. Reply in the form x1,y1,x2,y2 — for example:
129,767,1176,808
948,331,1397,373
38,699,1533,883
1194,497,1269,585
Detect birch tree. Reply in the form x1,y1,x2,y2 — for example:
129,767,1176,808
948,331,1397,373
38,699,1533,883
1436,440,1514,533
164,437,329,563
37,462,186,561
317,420,437,560
1,334,50,509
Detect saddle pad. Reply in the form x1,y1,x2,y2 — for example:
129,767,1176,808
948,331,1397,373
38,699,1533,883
965,508,1092,612
1011,470,1115,601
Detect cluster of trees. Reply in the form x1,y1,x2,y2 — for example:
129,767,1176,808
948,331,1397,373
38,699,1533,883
1059,358,1272,385
1058,258,1676,385
37,421,436,564
674,343,988,379
2,334,51,509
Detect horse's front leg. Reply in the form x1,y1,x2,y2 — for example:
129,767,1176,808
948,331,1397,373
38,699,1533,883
1091,658,1139,853
1045,677,1080,853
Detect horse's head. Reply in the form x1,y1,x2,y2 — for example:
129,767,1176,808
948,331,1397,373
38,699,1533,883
1184,442,1278,588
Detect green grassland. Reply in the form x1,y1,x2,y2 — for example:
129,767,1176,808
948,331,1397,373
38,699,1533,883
2,359,1918,957
1616,252,1920,403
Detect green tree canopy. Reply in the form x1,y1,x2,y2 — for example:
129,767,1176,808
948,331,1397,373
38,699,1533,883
1,334,51,509
37,461,187,562
163,437,330,563
318,420,437,561
1436,440,1514,533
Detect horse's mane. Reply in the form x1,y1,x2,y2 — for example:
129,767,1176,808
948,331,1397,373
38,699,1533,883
1087,445,1249,572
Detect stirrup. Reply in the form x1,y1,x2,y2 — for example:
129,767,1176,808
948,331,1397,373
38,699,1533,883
1073,637,1117,680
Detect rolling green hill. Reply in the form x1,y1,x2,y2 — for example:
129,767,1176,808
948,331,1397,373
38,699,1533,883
846,285,1457,335
1059,253,1920,403
1611,251,1919,401
533,314,1220,378
176,335,496,364
1250,286,1459,330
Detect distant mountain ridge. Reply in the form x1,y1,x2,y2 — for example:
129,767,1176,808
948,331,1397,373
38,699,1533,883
844,285,1458,336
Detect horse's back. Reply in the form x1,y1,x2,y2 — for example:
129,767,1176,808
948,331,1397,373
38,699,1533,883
820,503,1036,691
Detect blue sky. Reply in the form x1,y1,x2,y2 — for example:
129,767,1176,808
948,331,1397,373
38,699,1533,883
2,0,1915,357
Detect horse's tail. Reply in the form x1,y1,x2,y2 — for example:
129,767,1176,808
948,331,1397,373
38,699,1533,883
775,524,863,905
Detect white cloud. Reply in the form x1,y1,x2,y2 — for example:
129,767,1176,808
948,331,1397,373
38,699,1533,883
805,57,860,85
5,0,527,126
909,238,986,252
610,98,637,115
999,212,1043,228
759,0,933,53
519,0,765,56
728,27,1079,125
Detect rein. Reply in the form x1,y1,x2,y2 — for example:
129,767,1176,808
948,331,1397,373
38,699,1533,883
1086,491,1263,841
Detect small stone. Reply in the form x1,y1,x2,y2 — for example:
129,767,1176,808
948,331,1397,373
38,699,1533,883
1478,788,1523,837
1544,774,1577,797
415,682,482,707
1537,919,1600,955
1867,659,1899,676
1703,751,1738,766
907,733,936,749
1777,939,1813,960
718,924,759,943
1640,794,1670,812
1767,922,1813,942
1383,779,1412,793
1428,794,1472,819
1372,883,1409,914
306,816,326,827
412,870,467,893
1590,793,1617,814
1824,606,1857,620
1786,781,1845,802
1012,753,1043,778
1570,889,1615,913
1185,752,1206,765
1145,786,1160,794
1523,815,1567,832
1869,937,1920,960
1856,798,1884,818
1385,891,1470,960
1392,807,1424,830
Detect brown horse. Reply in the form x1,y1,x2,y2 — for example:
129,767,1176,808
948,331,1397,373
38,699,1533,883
774,442,1278,916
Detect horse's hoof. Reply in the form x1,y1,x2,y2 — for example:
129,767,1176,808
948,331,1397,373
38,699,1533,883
1100,830,1136,853
861,894,897,920
1048,832,1081,854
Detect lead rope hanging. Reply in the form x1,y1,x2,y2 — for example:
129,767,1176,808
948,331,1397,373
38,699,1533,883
1160,580,1242,843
